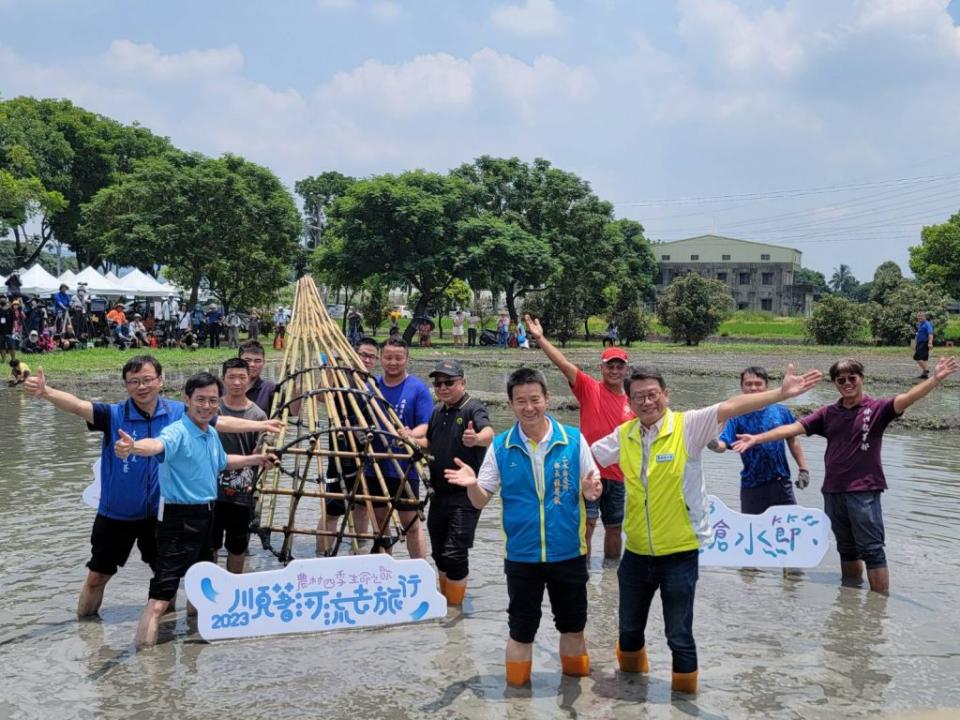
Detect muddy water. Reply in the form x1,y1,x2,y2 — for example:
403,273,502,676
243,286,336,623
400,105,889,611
1,359,959,720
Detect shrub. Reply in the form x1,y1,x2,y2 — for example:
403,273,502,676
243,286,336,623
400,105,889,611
868,282,950,346
656,273,732,346
805,295,864,345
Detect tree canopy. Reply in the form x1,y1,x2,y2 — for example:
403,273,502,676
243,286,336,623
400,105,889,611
656,272,732,346
910,212,960,299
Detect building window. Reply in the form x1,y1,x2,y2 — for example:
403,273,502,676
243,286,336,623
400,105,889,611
722,254,731,261
690,254,699,261
761,298,773,311
738,302,749,310
739,272,751,285
661,254,671,261
716,272,727,282
762,272,774,285
760,253,770,261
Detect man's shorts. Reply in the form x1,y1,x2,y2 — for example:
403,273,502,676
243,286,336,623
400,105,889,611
1,335,18,351
823,491,886,569
88,513,157,576
365,473,420,510
740,477,796,515
913,344,930,362
212,501,252,555
325,470,360,517
149,503,214,602
584,479,625,526
504,555,588,644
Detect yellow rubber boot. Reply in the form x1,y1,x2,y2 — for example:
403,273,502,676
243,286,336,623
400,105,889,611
560,654,590,677
444,580,466,606
616,643,649,673
506,660,532,687
671,669,698,694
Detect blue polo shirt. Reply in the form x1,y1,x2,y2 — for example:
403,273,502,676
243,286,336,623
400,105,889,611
157,415,228,504
719,404,795,489
916,319,933,343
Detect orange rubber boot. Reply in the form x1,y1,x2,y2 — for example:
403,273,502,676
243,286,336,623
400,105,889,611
560,654,590,677
438,575,447,595
671,669,698,694
616,643,649,673
444,581,466,606
506,660,532,687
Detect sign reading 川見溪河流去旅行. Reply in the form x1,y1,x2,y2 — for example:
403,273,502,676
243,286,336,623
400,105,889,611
185,555,447,641
698,495,831,568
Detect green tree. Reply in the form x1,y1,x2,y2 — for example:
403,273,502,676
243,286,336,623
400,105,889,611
357,274,389,336
295,171,355,248
910,212,960,298
656,272,732,346
315,171,479,332
829,264,859,298
80,152,300,308
611,302,652,346
435,278,473,338
805,295,864,345
868,282,950,346
869,261,905,304
522,285,581,348
794,267,830,298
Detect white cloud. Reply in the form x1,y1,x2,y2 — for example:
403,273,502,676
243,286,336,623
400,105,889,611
491,0,567,36
104,40,244,81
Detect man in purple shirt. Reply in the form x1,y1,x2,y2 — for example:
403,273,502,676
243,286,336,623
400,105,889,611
733,355,958,594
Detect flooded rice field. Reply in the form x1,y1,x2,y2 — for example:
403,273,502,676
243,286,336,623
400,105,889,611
1,354,958,719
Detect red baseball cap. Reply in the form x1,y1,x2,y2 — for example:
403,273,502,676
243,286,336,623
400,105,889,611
601,347,629,363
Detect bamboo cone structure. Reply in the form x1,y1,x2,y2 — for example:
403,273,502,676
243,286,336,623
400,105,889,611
254,275,430,562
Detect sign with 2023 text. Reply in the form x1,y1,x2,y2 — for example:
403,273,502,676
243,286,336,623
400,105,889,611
699,495,831,568
185,555,447,641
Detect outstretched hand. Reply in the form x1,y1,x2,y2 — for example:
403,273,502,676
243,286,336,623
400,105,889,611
731,433,758,454
261,418,284,434
523,314,543,340
253,453,280,468
581,470,602,502
23,366,45,398
779,363,823,399
933,356,959,382
115,429,135,459
444,457,478,487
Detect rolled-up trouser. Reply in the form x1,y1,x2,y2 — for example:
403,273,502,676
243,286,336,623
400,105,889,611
427,493,480,581
149,503,214,602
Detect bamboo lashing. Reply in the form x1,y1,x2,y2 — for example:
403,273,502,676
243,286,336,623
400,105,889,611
253,275,430,562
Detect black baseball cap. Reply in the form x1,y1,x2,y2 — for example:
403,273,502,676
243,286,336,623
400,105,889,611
428,359,464,378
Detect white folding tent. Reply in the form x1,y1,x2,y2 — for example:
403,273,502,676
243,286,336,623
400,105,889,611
58,269,78,286
17,265,61,296
114,268,174,298
73,266,125,296
105,271,120,282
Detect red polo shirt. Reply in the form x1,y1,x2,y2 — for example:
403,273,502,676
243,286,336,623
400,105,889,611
571,370,635,482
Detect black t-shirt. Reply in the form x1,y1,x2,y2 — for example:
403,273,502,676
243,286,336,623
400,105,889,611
246,376,277,415
0,305,14,334
426,393,491,495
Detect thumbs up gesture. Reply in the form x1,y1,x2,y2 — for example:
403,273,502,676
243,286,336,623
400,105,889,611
462,420,479,447
115,429,136,459
24,365,46,398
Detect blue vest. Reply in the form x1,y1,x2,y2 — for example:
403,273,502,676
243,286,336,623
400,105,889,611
494,417,586,563
98,398,184,520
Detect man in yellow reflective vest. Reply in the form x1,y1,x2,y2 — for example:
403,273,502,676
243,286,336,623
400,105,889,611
591,364,822,694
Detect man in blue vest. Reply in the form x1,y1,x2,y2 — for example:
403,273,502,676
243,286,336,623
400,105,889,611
446,367,602,687
23,357,283,618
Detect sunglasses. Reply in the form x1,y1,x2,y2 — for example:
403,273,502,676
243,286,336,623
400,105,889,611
432,379,459,388
834,375,860,386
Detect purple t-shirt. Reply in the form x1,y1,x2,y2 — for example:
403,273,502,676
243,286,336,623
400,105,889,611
799,395,900,494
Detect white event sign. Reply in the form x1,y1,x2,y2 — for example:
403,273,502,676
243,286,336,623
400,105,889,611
185,555,447,641
698,495,831,568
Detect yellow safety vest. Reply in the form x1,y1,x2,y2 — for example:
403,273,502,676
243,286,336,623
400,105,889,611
618,409,700,556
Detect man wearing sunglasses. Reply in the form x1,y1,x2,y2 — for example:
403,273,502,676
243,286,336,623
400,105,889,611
733,355,959,595
524,313,634,560
423,359,494,607
23,356,283,619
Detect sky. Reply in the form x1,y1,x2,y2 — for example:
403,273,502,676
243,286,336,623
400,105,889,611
2,0,960,281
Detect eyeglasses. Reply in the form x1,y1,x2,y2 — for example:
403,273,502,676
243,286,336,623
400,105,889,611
630,390,662,405
433,379,459,388
834,375,860,386
192,398,221,408
358,352,379,361
125,376,159,388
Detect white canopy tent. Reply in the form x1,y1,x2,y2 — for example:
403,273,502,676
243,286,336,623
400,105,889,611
114,268,175,298
73,266,125,296
105,271,120,282
58,269,78,286
17,265,61,296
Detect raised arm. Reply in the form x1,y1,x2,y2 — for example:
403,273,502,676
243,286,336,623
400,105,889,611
115,429,164,458
524,314,579,386
217,415,284,435
717,364,823,424
731,421,805,454
894,356,958,414
23,367,94,425
444,457,493,509
226,453,278,471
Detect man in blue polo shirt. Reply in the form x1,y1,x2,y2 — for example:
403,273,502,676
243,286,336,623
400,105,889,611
115,371,277,648
23,357,283,618
914,311,934,379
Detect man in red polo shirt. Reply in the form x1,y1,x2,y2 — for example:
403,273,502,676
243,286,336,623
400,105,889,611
525,314,634,559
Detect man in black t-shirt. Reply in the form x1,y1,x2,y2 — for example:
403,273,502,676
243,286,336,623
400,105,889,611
424,359,494,606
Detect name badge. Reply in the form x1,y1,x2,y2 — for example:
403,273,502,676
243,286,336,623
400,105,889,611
655,453,675,463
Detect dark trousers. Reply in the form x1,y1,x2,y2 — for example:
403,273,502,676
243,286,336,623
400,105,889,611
618,549,699,673
467,328,477,346
207,323,221,347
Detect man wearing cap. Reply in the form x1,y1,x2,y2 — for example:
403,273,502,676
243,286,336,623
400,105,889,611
525,314,634,559
106,302,127,327
423,359,494,606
